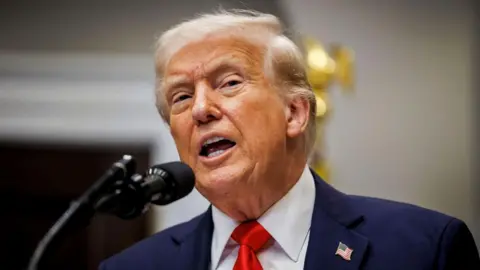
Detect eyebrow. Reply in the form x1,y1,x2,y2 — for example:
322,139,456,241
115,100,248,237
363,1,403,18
163,55,247,92
163,75,191,92
204,56,245,77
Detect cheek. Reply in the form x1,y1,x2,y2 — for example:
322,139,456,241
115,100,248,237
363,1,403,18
228,92,286,152
170,117,194,158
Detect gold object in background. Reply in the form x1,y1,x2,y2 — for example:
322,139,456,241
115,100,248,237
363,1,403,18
304,37,355,182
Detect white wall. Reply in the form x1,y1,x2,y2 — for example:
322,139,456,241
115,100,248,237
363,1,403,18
280,0,477,241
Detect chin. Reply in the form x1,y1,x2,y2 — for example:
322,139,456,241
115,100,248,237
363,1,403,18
195,162,253,198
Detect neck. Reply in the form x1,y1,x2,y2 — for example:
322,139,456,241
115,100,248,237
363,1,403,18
212,154,307,222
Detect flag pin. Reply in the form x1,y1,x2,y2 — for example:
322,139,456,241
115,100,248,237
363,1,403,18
335,242,353,261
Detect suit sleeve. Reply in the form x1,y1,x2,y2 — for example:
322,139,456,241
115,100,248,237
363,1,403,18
436,218,480,269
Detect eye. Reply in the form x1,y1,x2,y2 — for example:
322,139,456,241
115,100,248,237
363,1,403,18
223,80,241,87
219,75,243,89
172,93,191,104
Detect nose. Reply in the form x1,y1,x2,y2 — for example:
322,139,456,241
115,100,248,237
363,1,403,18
191,82,222,125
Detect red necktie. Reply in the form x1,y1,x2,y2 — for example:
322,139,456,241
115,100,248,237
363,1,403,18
231,220,271,270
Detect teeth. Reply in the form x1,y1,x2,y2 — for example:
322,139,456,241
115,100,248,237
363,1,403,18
208,150,225,158
203,136,226,146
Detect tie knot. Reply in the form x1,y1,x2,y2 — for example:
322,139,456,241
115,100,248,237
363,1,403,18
231,220,271,252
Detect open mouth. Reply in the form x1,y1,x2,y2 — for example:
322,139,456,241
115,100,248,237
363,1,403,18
199,136,236,158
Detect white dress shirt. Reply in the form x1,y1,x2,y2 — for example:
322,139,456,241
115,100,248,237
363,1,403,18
210,165,316,270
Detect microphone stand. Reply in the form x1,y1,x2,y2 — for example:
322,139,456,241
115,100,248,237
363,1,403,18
27,155,137,270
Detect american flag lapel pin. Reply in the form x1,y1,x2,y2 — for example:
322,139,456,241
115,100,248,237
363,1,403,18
335,242,353,261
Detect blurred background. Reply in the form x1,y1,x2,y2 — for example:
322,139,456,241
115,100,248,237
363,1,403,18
0,0,478,269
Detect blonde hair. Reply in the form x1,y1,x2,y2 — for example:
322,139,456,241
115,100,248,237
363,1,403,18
154,9,317,153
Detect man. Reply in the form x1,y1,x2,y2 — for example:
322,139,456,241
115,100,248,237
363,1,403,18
100,10,479,270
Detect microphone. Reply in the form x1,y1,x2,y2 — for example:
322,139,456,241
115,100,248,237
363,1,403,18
145,162,196,205
95,161,195,219
27,157,194,270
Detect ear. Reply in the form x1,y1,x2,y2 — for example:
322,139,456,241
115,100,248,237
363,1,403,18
285,96,310,139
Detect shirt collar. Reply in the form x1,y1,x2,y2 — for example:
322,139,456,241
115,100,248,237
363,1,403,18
210,165,316,267
211,201,239,270
258,165,315,261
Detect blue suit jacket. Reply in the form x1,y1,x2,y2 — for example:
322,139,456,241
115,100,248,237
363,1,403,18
100,170,479,269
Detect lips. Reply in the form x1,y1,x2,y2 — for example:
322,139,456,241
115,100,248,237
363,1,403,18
199,136,236,158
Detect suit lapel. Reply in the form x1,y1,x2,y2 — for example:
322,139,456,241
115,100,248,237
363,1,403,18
304,171,369,270
171,207,214,270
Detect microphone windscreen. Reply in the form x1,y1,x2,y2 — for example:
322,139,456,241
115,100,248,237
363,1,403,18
147,161,195,205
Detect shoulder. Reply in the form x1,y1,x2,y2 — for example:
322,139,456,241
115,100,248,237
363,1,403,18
98,213,204,270
349,194,459,241
347,195,479,267
349,194,454,229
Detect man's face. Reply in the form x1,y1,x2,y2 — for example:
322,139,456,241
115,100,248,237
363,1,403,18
162,36,289,199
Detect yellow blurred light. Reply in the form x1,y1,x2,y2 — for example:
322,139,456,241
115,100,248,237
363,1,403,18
308,48,329,69
316,95,327,117
326,58,336,73
303,37,355,184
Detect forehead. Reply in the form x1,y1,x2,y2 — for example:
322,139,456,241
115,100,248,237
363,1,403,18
164,36,264,77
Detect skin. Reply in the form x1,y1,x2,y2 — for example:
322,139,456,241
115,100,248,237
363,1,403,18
161,35,311,222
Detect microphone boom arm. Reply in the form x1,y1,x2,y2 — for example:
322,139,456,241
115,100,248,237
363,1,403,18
27,155,136,270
